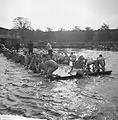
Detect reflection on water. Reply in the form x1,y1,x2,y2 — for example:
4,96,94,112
0,49,118,120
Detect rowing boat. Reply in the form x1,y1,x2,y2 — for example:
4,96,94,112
49,70,112,80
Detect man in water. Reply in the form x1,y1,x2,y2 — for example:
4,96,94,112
85,57,95,72
96,54,105,72
76,55,86,69
45,40,53,58
68,52,77,74
39,54,58,77
57,52,65,64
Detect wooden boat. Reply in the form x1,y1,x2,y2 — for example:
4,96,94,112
87,70,112,76
49,70,112,80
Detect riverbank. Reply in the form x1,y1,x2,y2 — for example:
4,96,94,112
35,44,118,51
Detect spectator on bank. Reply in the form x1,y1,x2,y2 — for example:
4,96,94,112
15,43,20,53
27,41,33,55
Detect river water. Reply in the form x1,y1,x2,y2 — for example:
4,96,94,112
0,49,118,120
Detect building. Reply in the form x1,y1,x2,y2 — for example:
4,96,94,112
0,27,9,35
0,35,21,49
0,27,21,49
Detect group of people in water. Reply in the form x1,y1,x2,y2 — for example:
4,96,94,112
22,41,106,78
0,40,106,78
23,41,58,77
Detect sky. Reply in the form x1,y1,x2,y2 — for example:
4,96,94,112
0,0,118,30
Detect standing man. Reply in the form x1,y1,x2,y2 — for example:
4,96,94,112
27,41,33,55
45,40,53,58
68,52,77,74
96,54,106,72
15,42,20,53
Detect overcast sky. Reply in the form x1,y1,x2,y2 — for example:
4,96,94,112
0,0,118,30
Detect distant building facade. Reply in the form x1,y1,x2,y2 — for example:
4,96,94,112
0,27,21,49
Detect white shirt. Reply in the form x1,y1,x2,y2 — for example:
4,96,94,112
46,43,52,50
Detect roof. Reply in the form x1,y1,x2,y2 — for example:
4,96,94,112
0,27,9,31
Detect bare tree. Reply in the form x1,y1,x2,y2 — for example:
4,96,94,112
58,28,66,31
13,17,32,42
72,26,81,31
97,23,111,42
99,23,109,30
45,27,52,32
13,17,32,29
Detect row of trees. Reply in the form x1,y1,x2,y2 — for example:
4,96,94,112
11,17,118,47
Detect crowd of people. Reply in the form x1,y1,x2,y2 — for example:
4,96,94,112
22,40,106,77
66,53,105,75
22,40,58,78
0,40,106,78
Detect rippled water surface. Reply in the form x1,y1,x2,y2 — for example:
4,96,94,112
0,49,118,120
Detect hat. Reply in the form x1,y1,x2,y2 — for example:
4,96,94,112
99,54,102,57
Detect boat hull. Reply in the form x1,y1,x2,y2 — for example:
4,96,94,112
49,70,112,80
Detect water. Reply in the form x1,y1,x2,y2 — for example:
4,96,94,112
0,49,118,120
